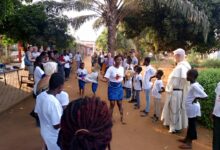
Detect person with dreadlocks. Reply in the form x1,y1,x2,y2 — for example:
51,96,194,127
57,97,112,150
35,73,64,150
102,54,125,124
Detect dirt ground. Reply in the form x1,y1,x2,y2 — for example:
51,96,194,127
0,57,212,150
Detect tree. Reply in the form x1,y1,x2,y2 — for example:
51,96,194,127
96,26,135,52
62,0,140,54
59,0,210,54
1,2,75,49
0,0,32,30
123,0,220,53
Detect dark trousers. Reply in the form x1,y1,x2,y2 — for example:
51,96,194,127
125,88,132,99
64,68,71,78
186,117,197,140
213,115,220,150
135,90,140,108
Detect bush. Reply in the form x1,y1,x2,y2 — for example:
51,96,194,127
197,68,220,128
187,50,201,68
201,59,220,68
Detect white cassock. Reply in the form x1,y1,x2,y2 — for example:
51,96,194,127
161,60,191,132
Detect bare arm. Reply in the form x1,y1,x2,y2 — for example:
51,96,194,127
159,87,165,93
100,77,109,82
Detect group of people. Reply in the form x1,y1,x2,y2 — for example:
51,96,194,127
28,46,220,150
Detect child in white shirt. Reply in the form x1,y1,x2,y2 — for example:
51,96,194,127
85,63,100,96
77,62,88,97
178,69,207,149
151,70,165,122
124,56,134,100
133,66,142,109
141,57,156,116
56,91,69,110
213,82,220,150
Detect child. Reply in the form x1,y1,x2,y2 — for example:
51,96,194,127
85,63,100,96
178,69,207,149
133,66,142,109
56,90,69,110
212,82,220,150
77,62,88,97
35,73,64,150
141,57,156,116
129,65,139,103
150,70,165,122
124,56,134,100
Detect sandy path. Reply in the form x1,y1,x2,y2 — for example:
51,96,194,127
0,56,212,150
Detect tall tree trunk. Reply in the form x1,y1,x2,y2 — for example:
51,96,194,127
107,20,117,55
107,0,118,55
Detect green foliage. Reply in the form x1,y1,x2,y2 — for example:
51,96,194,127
96,27,136,52
0,2,75,49
197,69,220,128
4,4,47,42
123,0,220,53
96,29,108,51
201,59,220,68
0,35,15,47
187,49,201,68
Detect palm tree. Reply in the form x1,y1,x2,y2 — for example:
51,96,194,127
63,0,210,54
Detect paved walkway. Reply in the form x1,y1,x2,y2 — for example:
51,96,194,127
0,69,32,113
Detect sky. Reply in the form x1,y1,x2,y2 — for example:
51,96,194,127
33,0,104,42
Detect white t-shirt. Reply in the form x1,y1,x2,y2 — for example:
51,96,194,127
152,79,164,99
133,74,142,91
77,68,88,80
213,82,220,117
63,55,70,68
56,91,69,107
35,91,62,150
85,71,99,83
32,52,40,59
123,58,127,68
132,56,138,65
124,64,134,88
33,66,44,95
143,65,156,89
69,53,73,59
124,63,134,71
74,54,82,62
104,66,124,82
100,54,105,63
186,82,207,118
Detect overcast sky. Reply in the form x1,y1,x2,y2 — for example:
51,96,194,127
33,0,103,42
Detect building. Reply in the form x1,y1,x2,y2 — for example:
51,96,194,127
76,40,95,56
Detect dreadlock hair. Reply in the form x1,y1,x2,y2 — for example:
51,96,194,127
58,96,112,150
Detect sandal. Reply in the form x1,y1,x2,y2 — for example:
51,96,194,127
177,138,187,143
179,144,192,149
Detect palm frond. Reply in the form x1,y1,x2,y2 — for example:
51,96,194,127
117,0,142,21
154,0,210,42
93,17,105,30
69,14,98,29
63,0,105,14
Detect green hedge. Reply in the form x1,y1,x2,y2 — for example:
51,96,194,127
201,59,220,68
197,69,220,128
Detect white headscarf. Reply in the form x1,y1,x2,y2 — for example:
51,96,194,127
43,62,57,76
173,48,186,58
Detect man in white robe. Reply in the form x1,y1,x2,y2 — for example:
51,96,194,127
161,48,191,133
